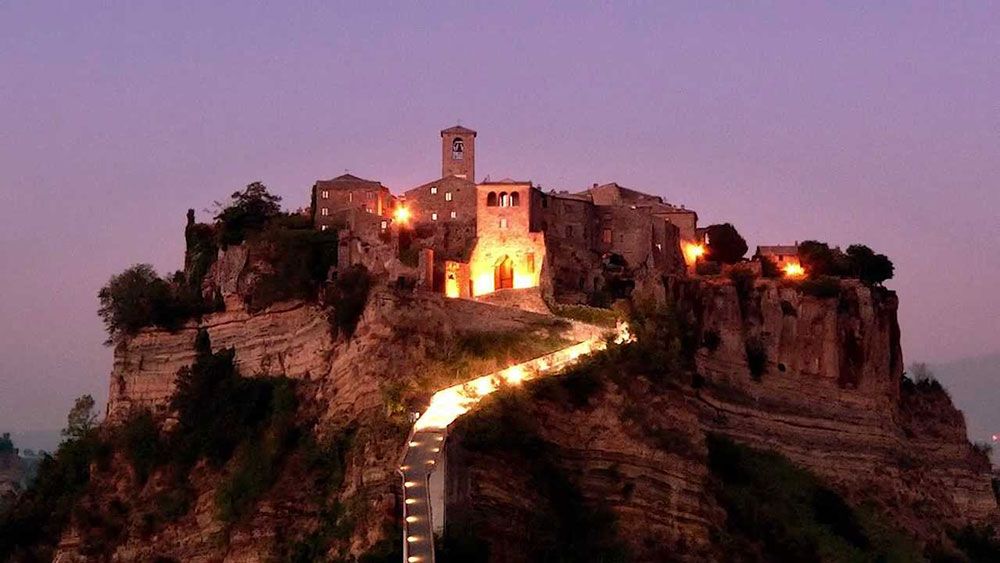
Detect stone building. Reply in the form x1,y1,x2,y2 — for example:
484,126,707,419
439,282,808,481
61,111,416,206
312,125,696,305
754,244,799,267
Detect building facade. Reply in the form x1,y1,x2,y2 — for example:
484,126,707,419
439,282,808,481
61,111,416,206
312,125,695,304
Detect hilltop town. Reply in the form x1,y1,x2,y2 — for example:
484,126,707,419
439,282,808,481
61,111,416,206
0,125,993,563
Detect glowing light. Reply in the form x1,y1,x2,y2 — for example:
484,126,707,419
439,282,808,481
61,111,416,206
404,481,417,488
406,516,418,523
408,557,421,562
682,242,706,267
405,498,416,505
393,205,411,225
431,447,440,453
409,441,419,447
407,536,419,543
782,261,806,279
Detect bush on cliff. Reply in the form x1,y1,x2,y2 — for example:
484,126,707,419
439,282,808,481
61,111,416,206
98,264,200,344
708,434,922,562
246,222,340,313
798,240,895,286
705,223,749,264
325,264,372,338
0,397,110,561
214,181,283,247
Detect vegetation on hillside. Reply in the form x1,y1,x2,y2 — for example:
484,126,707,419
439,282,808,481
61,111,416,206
98,182,351,341
705,223,749,264
797,240,894,286
708,434,925,562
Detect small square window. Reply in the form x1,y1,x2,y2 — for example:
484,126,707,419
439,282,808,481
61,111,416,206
321,190,329,199
321,208,329,217
500,218,508,229
445,192,453,202
430,186,438,195
380,220,388,230
450,210,457,219
432,212,438,221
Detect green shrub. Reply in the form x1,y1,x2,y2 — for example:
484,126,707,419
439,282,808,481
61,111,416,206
799,275,842,299
214,181,283,247
705,223,748,264
0,411,110,560
98,264,201,344
326,264,372,338
707,434,922,562
119,410,162,484
246,225,339,312
846,244,894,286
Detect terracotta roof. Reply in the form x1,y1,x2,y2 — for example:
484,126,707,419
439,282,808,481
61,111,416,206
440,125,477,136
315,173,383,188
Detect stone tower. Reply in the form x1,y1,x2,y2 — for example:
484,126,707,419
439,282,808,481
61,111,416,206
441,125,476,181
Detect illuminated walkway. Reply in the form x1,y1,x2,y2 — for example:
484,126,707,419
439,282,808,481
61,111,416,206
400,322,631,563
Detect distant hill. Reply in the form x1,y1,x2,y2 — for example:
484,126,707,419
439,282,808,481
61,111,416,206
932,352,1000,461
8,429,61,455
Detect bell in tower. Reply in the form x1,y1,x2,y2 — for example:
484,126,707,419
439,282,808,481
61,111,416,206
441,125,476,181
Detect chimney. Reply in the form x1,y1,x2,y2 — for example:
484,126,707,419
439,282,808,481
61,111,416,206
592,183,598,189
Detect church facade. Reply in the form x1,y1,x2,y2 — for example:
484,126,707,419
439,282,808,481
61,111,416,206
310,125,698,305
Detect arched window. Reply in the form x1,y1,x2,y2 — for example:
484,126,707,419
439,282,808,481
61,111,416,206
452,137,464,160
487,192,498,207
499,192,509,207
510,191,520,207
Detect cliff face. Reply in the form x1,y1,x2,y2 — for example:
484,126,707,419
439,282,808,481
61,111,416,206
445,278,999,561
69,244,584,562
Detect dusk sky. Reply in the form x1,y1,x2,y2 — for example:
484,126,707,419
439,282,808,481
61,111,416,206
1,2,998,438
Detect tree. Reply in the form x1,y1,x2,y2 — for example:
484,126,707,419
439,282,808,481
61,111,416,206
797,241,851,277
0,433,13,455
214,181,283,246
846,244,894,285
97,264,183,345
705,223,748,264
62,395,98,442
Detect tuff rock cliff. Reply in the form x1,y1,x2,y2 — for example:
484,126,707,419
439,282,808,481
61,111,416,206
444,278,999,561
28,241,997,562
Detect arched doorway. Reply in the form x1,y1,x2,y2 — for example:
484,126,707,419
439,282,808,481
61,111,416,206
494,255,514,290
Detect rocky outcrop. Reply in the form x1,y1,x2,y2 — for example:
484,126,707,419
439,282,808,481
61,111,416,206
445,278,999,561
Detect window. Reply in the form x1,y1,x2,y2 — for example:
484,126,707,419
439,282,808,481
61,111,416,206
510,191,520,207
321,190,329,199
348,192,353,203
542,196,549,209
452,137,464,160
320,225,328,231
526,253,535,272
445,192,453,202
499,192,510,207
500,218,508,229
430,186,438,195
380,220,388,230
450,210,457,219
321,207,329,217
432,212,438,221
602,228,612,244
366,191,374,200
487,192,498,206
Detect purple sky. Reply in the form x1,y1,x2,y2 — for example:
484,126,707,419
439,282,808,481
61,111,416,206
1,2,998,436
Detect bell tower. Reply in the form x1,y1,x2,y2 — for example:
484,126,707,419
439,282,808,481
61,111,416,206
441,125,476,181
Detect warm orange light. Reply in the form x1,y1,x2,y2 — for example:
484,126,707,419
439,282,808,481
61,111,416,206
783,261,806,279
393,205,411,225
682,242,706,266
